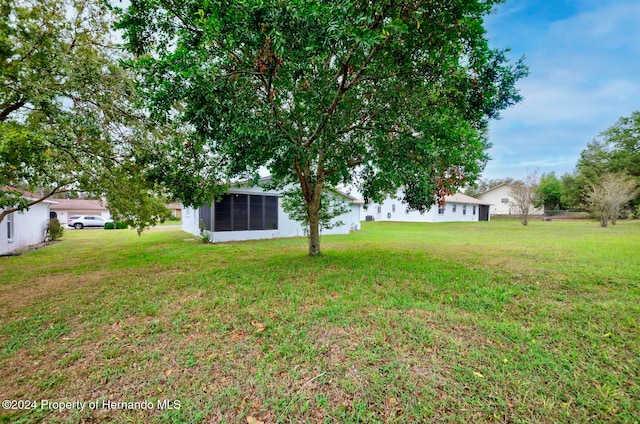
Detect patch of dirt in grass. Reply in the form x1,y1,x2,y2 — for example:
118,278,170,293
0,272,105,313
0,348,37,398
0,266,193,316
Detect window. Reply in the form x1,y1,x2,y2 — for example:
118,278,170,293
452,204,457,213
392,204,396,212
462,205,467,215
265,196,278,229
7,212,14,241
501,198,509,204
473,206,477,215
232,194,248,231
438,205,445,215
249,195,264,230
377,206,381,214
212,193,277,232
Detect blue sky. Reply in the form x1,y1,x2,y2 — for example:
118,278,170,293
482,0,640,180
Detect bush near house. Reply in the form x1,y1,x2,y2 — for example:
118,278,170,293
104,221,127,230
46,218,64,241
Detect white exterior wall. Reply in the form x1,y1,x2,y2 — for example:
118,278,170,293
476,184,513,215
182,205,200,236
182,185,361,243
350,204,362,231
363,195,482,223
0,202,51,255
477,185,543,216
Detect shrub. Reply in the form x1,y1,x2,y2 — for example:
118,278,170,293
199,219,210,243
47,218,64,241
104,221,127,230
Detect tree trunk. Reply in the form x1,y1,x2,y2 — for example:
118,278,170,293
600,215,608,227
306,187,322,256
300,178,324,256
296,161,324,256
308,211,321,256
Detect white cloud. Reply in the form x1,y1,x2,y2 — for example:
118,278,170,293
549,2,640,51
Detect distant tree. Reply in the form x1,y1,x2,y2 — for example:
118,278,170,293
559,172,581,210
576,140,614,179
509,170,538,226
585,173,638,227
464,177,515,197
600,111,640,177
535,172,563,210
117,0,528,256
572,112,640,210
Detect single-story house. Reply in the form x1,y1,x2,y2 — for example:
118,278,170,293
1,194,57,255
182,179,362,243
49,198,111,225
166,203,182,219
475,183,543,216
363,190,491,222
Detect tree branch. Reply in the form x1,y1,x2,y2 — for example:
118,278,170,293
0,99,26,122
0,184,69,224
159,0,204,37
304,7,393,149
258,74,299,147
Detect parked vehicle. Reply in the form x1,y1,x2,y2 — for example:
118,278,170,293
67,215,112,229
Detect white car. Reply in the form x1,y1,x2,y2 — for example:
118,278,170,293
67,215,112,229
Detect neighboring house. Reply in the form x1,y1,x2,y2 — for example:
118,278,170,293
363,190,491,222
166,203,182,219
1,195,56,255
182,178,362,243
476,183,543,216
49,199,111,225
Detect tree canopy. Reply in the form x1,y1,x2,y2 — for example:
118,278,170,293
0,0,169,231
509,169,538,226
569,111,640,210
535,172,562,210
464,177,515,197
598,111,640,178
586,173,638,227
118,0,527,255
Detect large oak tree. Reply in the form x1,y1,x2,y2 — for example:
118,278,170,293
119,0,527,255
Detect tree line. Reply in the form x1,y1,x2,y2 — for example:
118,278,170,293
466,111,640,227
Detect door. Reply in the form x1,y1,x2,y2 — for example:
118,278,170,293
479,205,489,222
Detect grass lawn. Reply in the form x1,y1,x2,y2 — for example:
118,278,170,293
0,220,638,423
